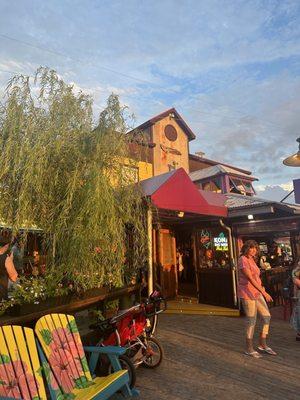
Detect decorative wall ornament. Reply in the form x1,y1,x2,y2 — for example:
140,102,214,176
164,124,178,141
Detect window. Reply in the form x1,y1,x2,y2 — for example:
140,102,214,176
164,125,178,141
243,180,255,195
229,178,255,196
202,178,222,193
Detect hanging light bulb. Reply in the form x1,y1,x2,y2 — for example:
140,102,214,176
283,138,300,167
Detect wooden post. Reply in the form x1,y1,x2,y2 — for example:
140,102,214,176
192,232,199,301
157,229,164,294
172,235,178,296
152,227,157,288
147,208,153,296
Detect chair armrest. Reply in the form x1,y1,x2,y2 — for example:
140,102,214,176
84,346,126,375
84,345,126,356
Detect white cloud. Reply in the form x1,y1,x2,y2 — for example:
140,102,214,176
0,0,300,190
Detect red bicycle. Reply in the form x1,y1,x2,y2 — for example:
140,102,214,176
90,291,166,387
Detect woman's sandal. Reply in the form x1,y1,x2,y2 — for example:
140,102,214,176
244,351,262,358
257,346,277,355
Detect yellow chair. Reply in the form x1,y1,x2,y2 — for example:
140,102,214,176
35,313,137,399
0,324,47,399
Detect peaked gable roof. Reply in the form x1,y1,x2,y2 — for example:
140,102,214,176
132,108,196,141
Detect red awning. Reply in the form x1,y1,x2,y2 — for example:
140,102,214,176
141,168,227,217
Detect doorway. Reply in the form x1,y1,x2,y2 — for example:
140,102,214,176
157,229,177,298
176,231,197,298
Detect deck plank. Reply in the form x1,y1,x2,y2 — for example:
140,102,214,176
133,310,300,400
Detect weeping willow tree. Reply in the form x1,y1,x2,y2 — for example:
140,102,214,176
0,67,148,293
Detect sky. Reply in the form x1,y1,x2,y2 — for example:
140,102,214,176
0,0,300,202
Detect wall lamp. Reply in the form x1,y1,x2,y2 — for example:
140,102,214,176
283,137,300,167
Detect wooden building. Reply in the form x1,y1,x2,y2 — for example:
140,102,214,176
130,107,300,309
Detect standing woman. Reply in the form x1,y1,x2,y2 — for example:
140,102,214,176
238,240,276,358
291,260,300,341
0,240,18,300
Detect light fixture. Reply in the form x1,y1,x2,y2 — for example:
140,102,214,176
248,214,254,220
177,211,185,218
283,137,300,167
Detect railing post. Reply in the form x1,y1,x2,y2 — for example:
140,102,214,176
147,207,153,295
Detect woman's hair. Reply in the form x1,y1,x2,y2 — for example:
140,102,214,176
240,240,260,258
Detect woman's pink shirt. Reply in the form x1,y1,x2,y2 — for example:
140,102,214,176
238,255,262,300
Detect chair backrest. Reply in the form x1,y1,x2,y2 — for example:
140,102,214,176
35,313,93,398
0,325,47,400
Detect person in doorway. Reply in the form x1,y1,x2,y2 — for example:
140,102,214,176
176,248,184,280
238,240,276,358
0,239,18,300
290,260,300,341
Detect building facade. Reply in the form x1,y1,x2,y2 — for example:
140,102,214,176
131,108,300,308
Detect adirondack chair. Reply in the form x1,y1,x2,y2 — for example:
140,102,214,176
0,324,48,400
35,313,138,400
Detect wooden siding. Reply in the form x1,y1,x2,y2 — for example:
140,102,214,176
151,116,190,175
189,157,214,172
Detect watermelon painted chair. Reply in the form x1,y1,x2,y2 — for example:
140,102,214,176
35,313,138,399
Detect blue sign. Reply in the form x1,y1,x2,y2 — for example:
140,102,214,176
293,178,300,204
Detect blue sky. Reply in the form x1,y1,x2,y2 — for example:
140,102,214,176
0,0,300,201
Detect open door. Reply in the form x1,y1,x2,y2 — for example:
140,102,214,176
157,229,177,298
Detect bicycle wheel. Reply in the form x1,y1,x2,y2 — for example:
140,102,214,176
142,337,163,368
108,354,136,388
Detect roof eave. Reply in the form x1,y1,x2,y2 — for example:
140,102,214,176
131,108,196,141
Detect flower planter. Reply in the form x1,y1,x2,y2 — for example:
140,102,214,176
5,294,76,317
0,284,140,322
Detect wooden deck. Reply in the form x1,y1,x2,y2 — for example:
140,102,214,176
165,296,240,316
132,308,299,399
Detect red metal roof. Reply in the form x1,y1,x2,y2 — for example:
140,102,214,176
141,168,227,217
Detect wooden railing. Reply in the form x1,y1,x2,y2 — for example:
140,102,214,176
0,284,141,327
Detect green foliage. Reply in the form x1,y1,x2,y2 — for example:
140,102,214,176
0,298,16,316
40,329,52,346
67,320,79,334
81,357,90,373
105,299,119,310
74,376,94,389
10,276,47,304
0,354,10,364
0,67,148,297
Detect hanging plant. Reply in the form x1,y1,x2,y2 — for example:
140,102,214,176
0,67,148,301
